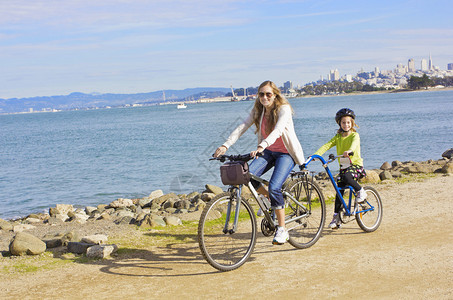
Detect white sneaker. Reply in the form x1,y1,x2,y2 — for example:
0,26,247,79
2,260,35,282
329,213,341,229
356,188,367,203
272,226,289,245
257,208,264,217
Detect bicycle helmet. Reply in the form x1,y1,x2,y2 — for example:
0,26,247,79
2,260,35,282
335,108,356,124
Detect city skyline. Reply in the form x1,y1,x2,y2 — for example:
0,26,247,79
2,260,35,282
1,0,452,99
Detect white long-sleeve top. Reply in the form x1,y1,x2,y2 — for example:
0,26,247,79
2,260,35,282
222,104,305,165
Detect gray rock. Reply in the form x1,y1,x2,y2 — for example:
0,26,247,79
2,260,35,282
13,224,36,232
379,170,393,181
61,231,81,245
137,197,153,208
115,216,135,225
149,189,164,199
174,199,191,210
152,193,179,207
359,170,380,184
109,198,133,208
205,184,223,195
392,160,402,167
201,193,216,202
165,207,177,214
442,148,453,159
86,244,118,259
98,212,112,220
380,162,391,170
45,238,63,249
9,232,46,256
24,217,42,224
85,206,98,215
50,204,74,219
187,191,199,199
81,234,108,244
440,161,453,174
46,216,65,225
67,242,95,254
164,216,182,226
139,214,166,228
0,218,13,231
402,163,435,174
163,199,176,209
115,209,135,218
195,201,207,211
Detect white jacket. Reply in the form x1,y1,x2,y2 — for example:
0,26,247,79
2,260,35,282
222,105,305,165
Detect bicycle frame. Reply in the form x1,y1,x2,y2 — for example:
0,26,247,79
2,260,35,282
223,174,274,234
225,172,315,233
303,154,375,217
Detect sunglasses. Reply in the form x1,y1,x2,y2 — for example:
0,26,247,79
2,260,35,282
258,92,274,98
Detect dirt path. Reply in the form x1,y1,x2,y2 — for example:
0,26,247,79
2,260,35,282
1,175,452,299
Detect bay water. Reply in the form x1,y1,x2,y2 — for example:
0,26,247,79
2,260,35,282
1,90,452,219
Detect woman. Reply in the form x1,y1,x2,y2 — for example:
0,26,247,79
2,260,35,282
213,80,305,245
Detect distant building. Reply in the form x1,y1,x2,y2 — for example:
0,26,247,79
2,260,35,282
421,59,428,71
395,63,406,74
374,67,380,75
283,81,293,90
408,58,415,72
329,69,340,81
448,63,453,70
345,74,353,82
429,53,433,70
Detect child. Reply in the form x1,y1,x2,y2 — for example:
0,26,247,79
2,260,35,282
313,108,367,229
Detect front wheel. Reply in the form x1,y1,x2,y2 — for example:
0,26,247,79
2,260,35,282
284,178,326,249
198,192,257,271
355,186,383,232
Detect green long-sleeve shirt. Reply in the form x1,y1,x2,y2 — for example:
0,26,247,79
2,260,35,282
314,132,363,166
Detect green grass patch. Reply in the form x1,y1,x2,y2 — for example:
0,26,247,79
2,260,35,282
1,252,73,275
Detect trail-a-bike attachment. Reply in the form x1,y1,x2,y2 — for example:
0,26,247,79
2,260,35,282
302,153,383,232
197,153,326,272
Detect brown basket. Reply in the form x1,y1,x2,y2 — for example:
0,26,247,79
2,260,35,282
220,161,250,185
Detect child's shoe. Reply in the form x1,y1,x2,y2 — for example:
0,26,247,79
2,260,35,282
272,226,289,245
356,188,367,203
329,213,341,229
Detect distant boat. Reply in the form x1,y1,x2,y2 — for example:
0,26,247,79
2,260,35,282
177,103,187,109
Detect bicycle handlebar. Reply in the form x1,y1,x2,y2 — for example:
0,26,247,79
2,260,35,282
300,151,354,170
210,152,262,163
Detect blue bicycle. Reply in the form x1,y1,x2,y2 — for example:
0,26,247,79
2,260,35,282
301,153,383,232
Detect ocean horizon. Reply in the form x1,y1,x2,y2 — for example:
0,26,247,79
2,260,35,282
1,89,452,220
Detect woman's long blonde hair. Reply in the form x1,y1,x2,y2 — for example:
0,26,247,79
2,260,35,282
252,80,292,134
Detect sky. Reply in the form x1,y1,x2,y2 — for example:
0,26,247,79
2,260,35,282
1,0,452,99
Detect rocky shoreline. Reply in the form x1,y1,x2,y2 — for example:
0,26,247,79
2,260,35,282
1,149,452,259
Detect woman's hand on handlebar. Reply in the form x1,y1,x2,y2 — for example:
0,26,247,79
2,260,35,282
213,146,227,158
250,146,264,158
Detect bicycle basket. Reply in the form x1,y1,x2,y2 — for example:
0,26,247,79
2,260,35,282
220,161,250,185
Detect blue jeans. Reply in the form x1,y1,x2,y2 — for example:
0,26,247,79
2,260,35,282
248,149,295,209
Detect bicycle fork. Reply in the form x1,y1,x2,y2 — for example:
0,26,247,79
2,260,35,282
223,186,243,234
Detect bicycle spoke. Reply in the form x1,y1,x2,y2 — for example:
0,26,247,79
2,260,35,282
198,192,257,271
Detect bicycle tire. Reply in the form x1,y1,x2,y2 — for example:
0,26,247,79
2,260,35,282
198,192,257,271
284,178,326,249
355,186,383,232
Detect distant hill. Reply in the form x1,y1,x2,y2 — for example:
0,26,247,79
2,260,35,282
0,87,230,114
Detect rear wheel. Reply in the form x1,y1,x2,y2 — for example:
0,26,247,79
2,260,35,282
355,186,383,232
284,178,326,249
198,192,257,271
